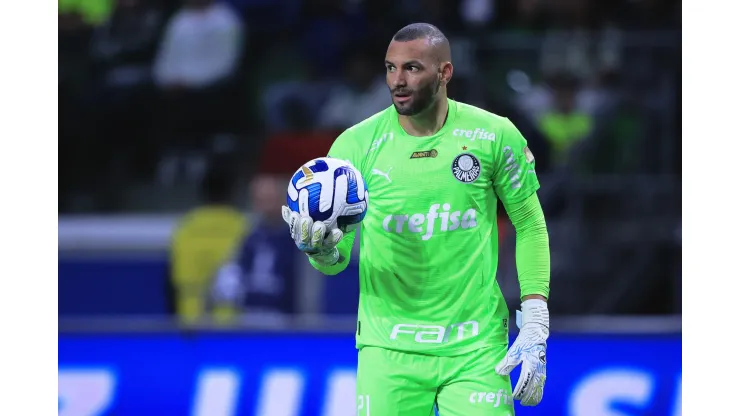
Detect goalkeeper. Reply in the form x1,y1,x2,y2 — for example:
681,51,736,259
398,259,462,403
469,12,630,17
282,23,550,416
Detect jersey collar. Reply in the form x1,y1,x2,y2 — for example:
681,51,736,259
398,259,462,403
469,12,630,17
393,98,459,140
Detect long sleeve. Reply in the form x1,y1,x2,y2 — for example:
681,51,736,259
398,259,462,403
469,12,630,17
307,123,367,276
503,193,550,300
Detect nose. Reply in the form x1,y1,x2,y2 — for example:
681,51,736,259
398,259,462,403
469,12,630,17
389,72,407,90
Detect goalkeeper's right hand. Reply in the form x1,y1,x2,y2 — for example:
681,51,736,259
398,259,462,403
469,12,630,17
281,206,344,267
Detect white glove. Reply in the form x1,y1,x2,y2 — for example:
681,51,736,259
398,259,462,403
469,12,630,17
281,206,344,267
495,298,549,406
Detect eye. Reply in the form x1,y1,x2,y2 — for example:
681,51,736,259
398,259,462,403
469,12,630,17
386,64,396,73
407,66,420,73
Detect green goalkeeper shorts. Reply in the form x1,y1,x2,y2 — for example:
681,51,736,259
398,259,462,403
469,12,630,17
356,344,514,416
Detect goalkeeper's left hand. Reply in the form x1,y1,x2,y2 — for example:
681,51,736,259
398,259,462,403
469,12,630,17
495,298,549,406
281,206,343,267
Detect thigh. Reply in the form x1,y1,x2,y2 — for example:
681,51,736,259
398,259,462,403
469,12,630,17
356,347,437,416
436,345,515,416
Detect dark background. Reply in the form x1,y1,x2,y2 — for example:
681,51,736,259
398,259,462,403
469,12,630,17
58,0,681,321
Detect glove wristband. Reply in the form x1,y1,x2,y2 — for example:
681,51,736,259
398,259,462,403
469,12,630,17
307,247,339,267
517,299,550,334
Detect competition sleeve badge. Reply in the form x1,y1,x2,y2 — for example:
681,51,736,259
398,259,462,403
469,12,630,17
524,146,535,163
451,153,481,183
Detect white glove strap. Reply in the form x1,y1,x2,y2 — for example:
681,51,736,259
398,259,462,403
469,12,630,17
517,299,550,335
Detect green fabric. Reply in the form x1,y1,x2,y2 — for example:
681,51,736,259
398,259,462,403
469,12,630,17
504,193,550,300
308,230,356,275
312,99,542,356
59,0,113,25
356,344,514,416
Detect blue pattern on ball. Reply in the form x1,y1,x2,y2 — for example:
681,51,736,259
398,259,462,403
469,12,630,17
334,167,364,204
305,182,328,220
289,159,330,188
287,160,332,214
287,158,367,230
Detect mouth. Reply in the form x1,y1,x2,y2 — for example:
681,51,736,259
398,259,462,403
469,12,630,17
393,91,412,103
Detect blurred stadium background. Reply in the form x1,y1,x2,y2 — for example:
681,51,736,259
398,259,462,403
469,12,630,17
58,0,681,415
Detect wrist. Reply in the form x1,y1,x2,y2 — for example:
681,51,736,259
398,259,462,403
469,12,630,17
521,294,548,302
307,247,339,266
519,298,550,332
521,298,548,309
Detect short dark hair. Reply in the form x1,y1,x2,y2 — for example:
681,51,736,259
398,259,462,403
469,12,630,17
392,23,451,62
393,23,448,46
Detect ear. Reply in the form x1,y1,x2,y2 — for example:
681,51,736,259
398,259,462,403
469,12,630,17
439,62,454,85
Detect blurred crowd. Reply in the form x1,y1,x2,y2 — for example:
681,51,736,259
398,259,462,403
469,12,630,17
59,0,680,212
58,0,681,321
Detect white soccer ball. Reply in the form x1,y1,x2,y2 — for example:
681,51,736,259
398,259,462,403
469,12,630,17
286,157,368,232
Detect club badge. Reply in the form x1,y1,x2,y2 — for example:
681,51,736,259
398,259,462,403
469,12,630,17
451,153,481,183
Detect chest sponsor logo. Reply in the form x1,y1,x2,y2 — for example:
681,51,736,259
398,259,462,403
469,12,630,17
382,203,477,240
453,128,496,142
410,149,438,159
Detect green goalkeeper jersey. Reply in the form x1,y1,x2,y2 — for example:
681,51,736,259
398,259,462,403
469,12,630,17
321,99,543,356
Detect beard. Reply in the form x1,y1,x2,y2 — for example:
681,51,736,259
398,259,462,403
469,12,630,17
392,75,441,116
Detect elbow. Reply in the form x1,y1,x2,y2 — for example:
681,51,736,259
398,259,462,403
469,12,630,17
319,258,350,276
321,268,344,277
515,221,549,240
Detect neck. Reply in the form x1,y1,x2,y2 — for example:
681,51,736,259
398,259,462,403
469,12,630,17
399,96,449,137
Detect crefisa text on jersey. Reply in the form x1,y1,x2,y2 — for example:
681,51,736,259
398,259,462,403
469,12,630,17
452,128,496,142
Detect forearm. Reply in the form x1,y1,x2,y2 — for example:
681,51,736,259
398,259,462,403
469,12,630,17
504,193,551,301
308,230,357,275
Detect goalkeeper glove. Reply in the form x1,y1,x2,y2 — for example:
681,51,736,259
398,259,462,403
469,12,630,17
281,206,344,267
495,298,549,406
